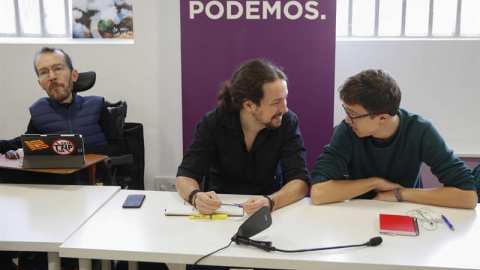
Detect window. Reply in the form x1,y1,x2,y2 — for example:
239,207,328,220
337,0,480,38
0,0,134,41
0,0,70,37
378,0,402,36
2,0,477,39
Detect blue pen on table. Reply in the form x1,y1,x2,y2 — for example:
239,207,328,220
441,215,455,231
221,203,243,208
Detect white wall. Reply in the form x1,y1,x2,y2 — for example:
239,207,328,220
1,0,479,190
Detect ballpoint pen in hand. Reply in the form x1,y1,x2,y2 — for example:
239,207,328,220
441,215,455,231
221,202,243,208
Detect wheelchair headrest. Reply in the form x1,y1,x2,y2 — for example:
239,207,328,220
73,71,96,92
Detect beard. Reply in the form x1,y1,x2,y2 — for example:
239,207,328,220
254,112,283,130
47,81,73,103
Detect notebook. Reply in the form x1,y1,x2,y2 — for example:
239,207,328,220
165,203,244,217
21,134,85,169
379,214,420,236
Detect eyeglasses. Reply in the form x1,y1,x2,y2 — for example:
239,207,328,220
342,104,375,122
37,64,67,80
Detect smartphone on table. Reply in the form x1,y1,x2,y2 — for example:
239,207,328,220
122,194,146,208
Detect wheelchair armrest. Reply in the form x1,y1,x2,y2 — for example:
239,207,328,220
106,154,134,167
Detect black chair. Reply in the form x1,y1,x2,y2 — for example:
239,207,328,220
106,121,145,190
73,71,145,190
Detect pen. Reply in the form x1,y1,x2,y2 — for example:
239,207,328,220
441,215,455,231
189,214,228,219
221,203,243,208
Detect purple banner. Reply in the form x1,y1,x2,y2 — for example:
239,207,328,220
180,0,336,169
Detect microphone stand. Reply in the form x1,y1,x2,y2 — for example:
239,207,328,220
232,234,274,252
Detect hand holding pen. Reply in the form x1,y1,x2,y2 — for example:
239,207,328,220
220,202,243,208
241,196,270,215
194,191,222,214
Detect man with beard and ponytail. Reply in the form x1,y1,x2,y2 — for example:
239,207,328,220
176,59,310,218
0,47,125,185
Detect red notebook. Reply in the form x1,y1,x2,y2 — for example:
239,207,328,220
379,214,420,236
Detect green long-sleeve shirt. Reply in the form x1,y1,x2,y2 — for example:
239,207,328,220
312,108,476,199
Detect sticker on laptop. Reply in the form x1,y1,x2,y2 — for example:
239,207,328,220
52,139,77,155
24,140,50,151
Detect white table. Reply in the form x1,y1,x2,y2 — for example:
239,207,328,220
0,184,120,270
59,190,479,270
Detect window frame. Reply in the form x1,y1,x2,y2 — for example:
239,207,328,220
339,0,479,39
0,0,71,38
0,0,133,44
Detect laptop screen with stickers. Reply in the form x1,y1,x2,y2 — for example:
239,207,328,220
21,134,85,169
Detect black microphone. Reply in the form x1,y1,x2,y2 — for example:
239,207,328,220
235,236,383,253
230,206,383,253
271,237,383,253
366,236,383,247
231,206,274,251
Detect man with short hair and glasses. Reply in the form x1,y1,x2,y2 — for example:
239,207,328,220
0,47,125,185
311,69,477,209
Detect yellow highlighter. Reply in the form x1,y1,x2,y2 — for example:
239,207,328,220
189,214,228,219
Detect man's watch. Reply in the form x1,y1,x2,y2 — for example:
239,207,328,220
263,195,275,212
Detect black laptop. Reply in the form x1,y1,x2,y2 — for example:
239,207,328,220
21,134,85,169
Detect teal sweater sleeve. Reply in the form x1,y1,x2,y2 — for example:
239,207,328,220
312,122,352,184
312,109,476,192
473,164,480,202
417,118,475,190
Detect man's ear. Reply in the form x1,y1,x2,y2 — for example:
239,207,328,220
378,113,390,122
71,69,79,82
243,99,256,112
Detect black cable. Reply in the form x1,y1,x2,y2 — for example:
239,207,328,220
242,237,382,253
191,240,233,270
272,243,367,253
190,236,381,269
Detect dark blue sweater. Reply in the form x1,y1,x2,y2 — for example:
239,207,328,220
312,108,475,199
29,93,107,146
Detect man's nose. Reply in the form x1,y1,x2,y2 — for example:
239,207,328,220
280,101,288,113
48,69,58,80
